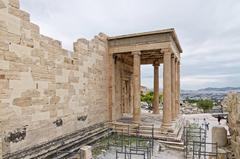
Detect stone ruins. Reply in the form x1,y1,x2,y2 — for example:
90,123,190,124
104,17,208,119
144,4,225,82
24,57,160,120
222,93,240,158
0,0,183,158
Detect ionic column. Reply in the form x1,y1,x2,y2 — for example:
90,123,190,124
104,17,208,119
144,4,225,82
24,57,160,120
130,78,134,113
171,56,176,121
162,50,172,129
153,61,160,114
175,60,178,117
132,51,141,123
176,60,180,115
175,59,178,118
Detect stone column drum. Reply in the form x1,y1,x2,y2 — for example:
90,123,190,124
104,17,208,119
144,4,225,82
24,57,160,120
79,146,92,159
212,127,227,147
132,51,141,123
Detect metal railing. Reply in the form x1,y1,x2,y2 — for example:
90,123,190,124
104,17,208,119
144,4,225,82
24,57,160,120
183,126,206,159
107,123,154,159
192,141,218,159
183,125,219,159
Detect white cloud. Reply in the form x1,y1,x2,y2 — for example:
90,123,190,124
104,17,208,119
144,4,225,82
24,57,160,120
20,0,240,89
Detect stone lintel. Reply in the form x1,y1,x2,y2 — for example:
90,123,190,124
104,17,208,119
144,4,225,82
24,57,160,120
109,42,170,54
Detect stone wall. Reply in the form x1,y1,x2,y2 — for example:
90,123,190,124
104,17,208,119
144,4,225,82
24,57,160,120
222,93,240,158
0,0,111,157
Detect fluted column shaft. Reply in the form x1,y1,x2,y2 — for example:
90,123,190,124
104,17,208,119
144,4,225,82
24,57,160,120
176,61,180,115
132,51,141,123
171,56,176,120
162,50,172,129
153,61,160,114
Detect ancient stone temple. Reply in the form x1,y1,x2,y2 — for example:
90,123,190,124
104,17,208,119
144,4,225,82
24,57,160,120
108,32,182,127
0,0,182,158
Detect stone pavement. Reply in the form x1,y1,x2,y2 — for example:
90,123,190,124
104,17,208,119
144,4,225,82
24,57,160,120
183,113,229,153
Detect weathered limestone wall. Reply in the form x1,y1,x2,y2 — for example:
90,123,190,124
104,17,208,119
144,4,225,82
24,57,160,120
222,93,240,158
0,0,109,157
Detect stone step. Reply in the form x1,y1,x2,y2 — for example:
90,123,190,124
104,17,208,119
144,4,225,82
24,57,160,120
111,125,177,136
113,128,160,134
165,144,184,151
37,127,109,158
3,123,108,159
158,140,184,146
113,130,182,143
158,139,184,151
109,122,156,130
113,129,158,137
57,131,109,159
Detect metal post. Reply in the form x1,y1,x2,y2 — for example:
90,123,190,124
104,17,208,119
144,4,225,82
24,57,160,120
128,125,130,146
193,141,195,159
203,128,206,159
114,125,117,146
152,124,154,154
186,127,188,157
124,145,126,159
108,127,110,149
121,129,124,151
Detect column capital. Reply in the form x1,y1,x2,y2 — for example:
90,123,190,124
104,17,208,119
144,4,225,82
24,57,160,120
162,48,172,54
171,54,176,59
132,51,141,56
177,60,181,65
153,60,160,66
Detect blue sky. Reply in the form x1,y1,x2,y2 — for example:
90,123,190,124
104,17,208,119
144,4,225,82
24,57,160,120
21,0,240,90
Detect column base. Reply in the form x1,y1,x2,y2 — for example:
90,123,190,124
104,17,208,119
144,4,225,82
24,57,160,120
171,119,176,124
132,118,141,124
152,110,160,114
160,123,173,133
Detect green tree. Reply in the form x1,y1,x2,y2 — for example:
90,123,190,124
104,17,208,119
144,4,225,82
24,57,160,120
141,91,163,110
197,99,214,113
159,94,163,103
141,91,153,110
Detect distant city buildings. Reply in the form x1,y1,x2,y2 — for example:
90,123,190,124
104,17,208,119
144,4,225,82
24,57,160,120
181,87,240,103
